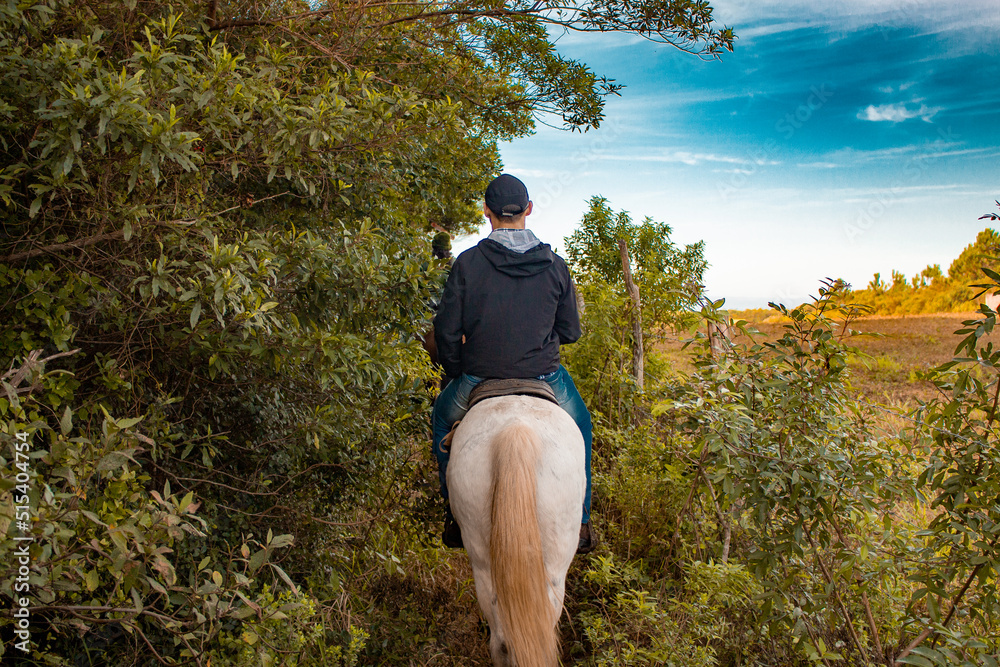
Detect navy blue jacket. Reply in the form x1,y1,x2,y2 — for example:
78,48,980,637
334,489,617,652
434,238,581,379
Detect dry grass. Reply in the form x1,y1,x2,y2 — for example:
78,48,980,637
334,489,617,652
659,312,997,406
841,313,987,404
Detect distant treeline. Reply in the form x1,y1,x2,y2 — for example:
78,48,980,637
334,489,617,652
842,227,1000,315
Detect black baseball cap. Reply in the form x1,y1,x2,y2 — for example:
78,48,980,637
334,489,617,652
485,174,529,218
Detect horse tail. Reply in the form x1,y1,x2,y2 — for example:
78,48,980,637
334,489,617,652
490,422,559,667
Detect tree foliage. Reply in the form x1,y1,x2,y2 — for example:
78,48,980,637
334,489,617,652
0,0,733,663
562,196,706,419
566,196,706,327
660,279,1000,665
901,297,1000,665
845,225,1000,315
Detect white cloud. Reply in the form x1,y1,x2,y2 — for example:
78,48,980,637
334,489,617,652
858,102,941,122
603,150,781,167
736,21,815,39
666,151,742,165
823,144,994,165
797,161,841,169
877,81,917,94
711,0,1000,31
505,168,557,179
913,147,996,160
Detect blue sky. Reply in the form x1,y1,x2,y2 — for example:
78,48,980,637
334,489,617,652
455,0,1000,308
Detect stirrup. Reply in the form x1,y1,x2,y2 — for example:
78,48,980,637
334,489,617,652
442,507,464,549
577,523,597,554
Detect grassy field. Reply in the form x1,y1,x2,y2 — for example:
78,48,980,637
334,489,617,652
659,311,995,405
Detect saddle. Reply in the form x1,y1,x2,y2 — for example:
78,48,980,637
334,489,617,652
467,378,558,410
440,379,558,454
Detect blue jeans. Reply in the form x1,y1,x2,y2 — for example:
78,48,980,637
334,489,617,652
431,365,593,523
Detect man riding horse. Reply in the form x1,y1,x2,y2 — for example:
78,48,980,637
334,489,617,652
431,173,595,553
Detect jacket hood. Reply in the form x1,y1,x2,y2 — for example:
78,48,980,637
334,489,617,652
477,238,554,277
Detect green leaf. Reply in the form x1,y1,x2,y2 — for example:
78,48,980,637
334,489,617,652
982,267,1000,283
269,562,299,594
900,646,950,667
117,416,144,429
249,548,267,573
131,587,143,613
177,491,194,513
81,510,107,526
896,656,935,667
190,301,201,328
96,451,131,472
232,606,256,620
60,406,72,435
146,576,167,595
269,533,294,549
910,647,946,660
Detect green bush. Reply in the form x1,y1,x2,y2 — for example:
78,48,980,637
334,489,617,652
210,586,368,667
574,554,717,667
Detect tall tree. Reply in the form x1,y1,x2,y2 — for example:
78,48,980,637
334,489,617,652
566,195,707,329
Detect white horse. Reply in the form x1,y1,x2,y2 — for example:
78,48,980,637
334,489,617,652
448,395,586,667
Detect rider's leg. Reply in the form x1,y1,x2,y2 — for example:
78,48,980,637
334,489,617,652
540,365,593,524
431,373,483,548
430,373,483,499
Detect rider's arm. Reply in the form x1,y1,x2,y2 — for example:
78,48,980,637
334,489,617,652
554,272,582,345
433,260,465,378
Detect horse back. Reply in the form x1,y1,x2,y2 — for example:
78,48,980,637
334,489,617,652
447,396,585,666
448,396,585,544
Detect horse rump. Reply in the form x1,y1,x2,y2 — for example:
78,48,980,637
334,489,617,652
489,421,559,667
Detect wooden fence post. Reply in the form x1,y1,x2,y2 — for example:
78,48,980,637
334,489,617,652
618,239,643,390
